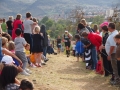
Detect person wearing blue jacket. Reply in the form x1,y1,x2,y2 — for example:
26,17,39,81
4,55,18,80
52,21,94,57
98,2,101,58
75,34,84,62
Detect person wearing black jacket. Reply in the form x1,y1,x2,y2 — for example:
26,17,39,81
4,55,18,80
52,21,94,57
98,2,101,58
100,26,113,77
40,25,49,62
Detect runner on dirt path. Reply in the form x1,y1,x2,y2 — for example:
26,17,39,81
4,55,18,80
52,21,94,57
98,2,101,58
63,30,72,57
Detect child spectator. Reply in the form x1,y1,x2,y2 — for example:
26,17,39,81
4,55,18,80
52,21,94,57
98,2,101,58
75,34,84,62
82,39,93,69
2,32,12,42
25,44,36,67
32,26,43,67
8,41,23,72
14,28,30,75
72,41,76,57
19,79,34,90
1,37,22,66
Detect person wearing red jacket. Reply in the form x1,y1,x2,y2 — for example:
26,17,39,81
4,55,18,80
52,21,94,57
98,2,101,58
88,33,102,52
82,32,102,70
12,14,24,40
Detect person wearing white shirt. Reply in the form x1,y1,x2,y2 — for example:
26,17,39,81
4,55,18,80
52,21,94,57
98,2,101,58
105,23,119,85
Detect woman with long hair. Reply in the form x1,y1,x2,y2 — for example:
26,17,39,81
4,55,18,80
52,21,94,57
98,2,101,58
93,24,100,34
0,65,19,90
40,25,49,62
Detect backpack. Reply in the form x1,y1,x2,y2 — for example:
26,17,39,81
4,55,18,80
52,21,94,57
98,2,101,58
18,24,24,33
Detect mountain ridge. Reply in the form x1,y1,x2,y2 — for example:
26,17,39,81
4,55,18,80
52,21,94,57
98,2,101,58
0,0,119,18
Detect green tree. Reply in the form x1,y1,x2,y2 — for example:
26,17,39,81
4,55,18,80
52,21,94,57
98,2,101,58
45,19,54,30
92,16,104,25
41,16,49,24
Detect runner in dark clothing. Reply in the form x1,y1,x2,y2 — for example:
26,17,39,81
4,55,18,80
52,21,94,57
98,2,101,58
63,30,72,57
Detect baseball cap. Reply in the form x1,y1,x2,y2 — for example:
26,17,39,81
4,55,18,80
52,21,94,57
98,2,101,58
1,55,15,64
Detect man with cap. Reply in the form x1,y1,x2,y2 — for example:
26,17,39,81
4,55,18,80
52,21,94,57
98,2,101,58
63,30,72,57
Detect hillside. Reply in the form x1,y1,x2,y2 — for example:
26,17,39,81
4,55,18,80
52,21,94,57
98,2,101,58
0,0,119,17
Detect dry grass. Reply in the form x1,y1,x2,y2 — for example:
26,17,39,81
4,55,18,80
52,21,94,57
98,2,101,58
18,53,119,90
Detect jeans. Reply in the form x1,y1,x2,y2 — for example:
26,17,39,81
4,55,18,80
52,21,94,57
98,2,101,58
47,46,54,54
8,30,12,37
91,46,98,69
43,47,47,57
27,57,31,65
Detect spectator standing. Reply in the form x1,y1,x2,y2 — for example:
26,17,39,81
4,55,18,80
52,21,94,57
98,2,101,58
105,23,119,85
6,16,13,36
23,12,36,52
75,34,84,62
99,25,113,77
40,25,49,62
12,14,24,40
72,41,76,57
1,19,7,33
93,24,100,34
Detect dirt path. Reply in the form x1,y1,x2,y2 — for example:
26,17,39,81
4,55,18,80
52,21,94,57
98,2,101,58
18,54,119,90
